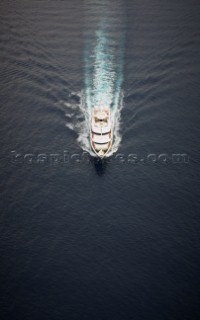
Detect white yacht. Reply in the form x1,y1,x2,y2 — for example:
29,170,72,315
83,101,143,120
90,106,113,158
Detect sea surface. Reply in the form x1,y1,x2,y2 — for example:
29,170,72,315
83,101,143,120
1,0,200,319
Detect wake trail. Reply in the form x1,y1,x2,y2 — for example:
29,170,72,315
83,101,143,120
66,0,126,157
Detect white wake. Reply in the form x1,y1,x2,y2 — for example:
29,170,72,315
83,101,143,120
65,0,125,157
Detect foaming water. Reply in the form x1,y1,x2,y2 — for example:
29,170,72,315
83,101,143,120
65,0,126,156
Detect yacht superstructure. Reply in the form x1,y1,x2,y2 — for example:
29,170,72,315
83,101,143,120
90,106,113,158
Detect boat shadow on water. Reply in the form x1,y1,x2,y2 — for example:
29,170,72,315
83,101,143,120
90,156,108,176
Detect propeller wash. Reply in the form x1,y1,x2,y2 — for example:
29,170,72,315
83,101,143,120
75,1,125,157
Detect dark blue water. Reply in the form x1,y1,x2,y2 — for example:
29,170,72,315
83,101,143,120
1,1,200,319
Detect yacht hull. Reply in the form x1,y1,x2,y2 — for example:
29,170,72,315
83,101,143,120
90,106,113,158
90,131,113,158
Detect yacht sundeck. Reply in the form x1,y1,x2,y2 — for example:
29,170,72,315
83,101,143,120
90,106,113,158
